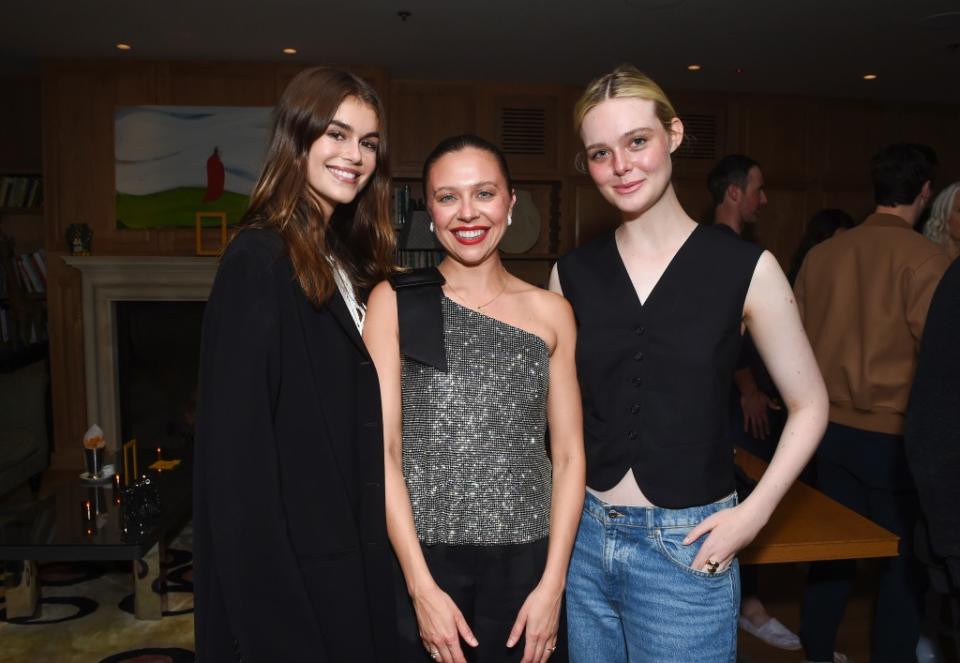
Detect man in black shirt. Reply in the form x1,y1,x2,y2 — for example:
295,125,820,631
707,154,801,652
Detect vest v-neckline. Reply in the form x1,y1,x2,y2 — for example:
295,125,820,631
610,224,703,309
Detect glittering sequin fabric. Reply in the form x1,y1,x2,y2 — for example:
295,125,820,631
402,296,552,546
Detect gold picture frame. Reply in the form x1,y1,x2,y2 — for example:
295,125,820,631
195,211,228,256
122,438,138,484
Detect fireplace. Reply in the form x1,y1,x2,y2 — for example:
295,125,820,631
63,256,218,457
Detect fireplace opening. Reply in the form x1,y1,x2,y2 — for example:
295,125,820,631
115,301,205,453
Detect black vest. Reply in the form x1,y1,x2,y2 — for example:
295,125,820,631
557,225,763,508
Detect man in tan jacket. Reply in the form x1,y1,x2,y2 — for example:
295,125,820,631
795,143,950,663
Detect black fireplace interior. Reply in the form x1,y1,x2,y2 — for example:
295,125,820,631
115,301,205,453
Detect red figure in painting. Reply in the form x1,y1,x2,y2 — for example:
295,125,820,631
203,147,225,202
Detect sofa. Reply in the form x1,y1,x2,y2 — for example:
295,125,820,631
0,345,50,498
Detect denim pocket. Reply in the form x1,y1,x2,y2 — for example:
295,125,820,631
653,525,735,579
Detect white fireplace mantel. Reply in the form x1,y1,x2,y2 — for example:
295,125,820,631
64,255,219,454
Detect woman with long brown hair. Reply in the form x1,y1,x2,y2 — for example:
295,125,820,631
194,66,397,662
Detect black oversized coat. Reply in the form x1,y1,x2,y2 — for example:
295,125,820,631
193,228,396,662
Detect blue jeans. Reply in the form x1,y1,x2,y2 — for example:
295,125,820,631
566,492,740,663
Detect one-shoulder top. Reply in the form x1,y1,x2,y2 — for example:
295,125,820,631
401,296,552,546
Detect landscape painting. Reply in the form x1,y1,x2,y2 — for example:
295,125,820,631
114,105,272,230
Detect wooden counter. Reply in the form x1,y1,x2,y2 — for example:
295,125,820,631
737,449,899,565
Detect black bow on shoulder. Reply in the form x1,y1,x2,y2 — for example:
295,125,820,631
389,267,448,373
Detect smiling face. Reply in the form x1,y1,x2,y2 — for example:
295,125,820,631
580,96,682,218
426,146,516,267
305,96,380,217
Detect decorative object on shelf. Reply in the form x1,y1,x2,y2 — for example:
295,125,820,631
66,223,93,255
195,211,228,256
115,105,270,230
500,189,542,254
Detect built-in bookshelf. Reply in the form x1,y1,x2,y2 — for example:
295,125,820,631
0,174,43,210
0,171,46,348
393,178,444,269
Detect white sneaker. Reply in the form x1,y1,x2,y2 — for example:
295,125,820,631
738,616,802,650
801,653,849,663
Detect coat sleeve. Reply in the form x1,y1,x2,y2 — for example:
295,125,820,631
195,238,331,661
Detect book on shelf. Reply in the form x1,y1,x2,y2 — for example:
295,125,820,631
8,251,46,294
0,175,43,209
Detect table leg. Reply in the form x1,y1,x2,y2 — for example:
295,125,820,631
133,540,167,620
4,560,39,619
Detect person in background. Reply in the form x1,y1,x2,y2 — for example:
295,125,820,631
923,181,960,261
906,257,960,605
550,64,828,663
707,153,800,652
786,209,856,285
364,135,585,663
795,143,950,663
194,67,397,662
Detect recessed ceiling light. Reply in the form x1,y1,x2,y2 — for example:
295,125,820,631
116,43,132,51
687,64,702,72
282,47,297,55
863,73,878,80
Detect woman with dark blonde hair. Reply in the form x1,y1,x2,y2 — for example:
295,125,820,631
550,64,828,662
194,66,397,662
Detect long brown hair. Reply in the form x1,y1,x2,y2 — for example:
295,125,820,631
243,67,394,306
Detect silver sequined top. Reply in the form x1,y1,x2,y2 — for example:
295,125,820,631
401,296,552,546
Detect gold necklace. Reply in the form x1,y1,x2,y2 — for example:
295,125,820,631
443,272,507,311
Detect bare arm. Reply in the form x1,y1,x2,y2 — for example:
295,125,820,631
508,295,586,663
687,251,828,569
363,282,477,663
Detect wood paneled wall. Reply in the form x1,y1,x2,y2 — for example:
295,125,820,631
17,61,960,468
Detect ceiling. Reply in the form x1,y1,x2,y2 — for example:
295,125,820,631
3,0,959,103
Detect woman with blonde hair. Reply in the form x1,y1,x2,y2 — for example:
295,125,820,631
549,64,829,662
195,67,397,662
924,181,960,260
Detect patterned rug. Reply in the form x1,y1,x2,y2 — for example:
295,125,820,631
0,526,194,663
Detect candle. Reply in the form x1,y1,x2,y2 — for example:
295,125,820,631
82,499,93,522
156,446,162,459
114,473,121,490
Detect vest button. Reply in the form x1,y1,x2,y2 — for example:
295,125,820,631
627,429,638,440
631,404,641,414
635,326,646,335
634,351,644,361
632,377,643,387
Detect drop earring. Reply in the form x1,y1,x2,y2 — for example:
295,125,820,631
507,214,513,227
429,221,435,233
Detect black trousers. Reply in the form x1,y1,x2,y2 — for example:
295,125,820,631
394,538,567,663
800,423,926,662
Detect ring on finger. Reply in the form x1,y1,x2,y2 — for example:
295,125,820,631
429,649,440,660
705,559,720,574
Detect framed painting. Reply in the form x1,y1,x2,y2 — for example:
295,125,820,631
114,105,272,230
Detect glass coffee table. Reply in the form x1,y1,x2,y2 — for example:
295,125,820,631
0,458,191,621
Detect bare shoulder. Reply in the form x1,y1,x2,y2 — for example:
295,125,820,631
368,279,397,306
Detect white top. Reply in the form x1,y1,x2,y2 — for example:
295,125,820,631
330,261,365,334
